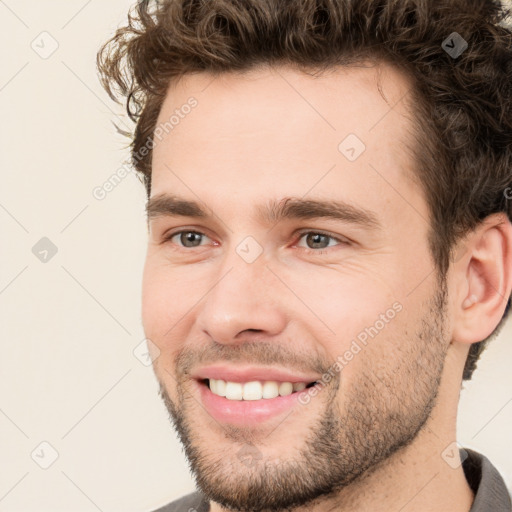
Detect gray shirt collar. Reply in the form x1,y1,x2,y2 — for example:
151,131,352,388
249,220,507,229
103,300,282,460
463,448,512,511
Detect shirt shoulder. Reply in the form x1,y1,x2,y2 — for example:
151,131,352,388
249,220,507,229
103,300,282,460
151,490,209,512
463,448,512,512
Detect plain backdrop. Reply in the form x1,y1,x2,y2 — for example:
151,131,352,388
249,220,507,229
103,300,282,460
1,1,511,511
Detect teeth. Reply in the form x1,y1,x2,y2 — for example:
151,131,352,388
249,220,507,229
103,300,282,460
216,379,226,397
225,381,243,400
279,382,293,396
243,381,263,400
262,381,279,399
293,382,306,391
207,379,313,400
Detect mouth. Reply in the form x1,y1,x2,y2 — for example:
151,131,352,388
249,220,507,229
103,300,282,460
201,378,319,401
195,378,322,426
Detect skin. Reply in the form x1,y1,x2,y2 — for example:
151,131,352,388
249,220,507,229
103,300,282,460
142,62,512,511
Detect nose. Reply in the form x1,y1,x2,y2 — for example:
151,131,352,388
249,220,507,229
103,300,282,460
195,251,287,344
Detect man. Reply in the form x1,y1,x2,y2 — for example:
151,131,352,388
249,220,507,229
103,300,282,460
97,0,512,510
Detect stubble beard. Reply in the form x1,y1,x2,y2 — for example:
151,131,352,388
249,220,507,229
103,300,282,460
156,285,450,512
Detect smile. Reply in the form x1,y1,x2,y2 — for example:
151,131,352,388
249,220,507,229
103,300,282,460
195,378,322,426
206,378,318,401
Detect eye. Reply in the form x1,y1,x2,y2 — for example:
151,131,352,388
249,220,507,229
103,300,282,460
161,229,348,253
165,230,211,248
295,231,348,253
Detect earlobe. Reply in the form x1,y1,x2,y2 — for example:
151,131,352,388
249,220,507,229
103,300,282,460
452,214,512,345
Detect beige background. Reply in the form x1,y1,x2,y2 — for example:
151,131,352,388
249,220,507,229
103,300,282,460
1,1,511,510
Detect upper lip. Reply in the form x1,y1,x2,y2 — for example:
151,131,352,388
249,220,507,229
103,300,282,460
191,365,320,384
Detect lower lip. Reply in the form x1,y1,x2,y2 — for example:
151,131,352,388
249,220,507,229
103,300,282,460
195,380,321,426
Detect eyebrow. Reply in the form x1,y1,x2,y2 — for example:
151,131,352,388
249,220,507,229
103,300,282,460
146,193,381,231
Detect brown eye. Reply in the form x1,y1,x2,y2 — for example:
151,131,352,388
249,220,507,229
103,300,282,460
296,231,345,251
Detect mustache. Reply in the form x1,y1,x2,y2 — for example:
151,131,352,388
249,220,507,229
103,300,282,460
174,340,330,378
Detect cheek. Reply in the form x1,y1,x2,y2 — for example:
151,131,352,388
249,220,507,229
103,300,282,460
282,269,412,390
141,260,195,350
141,268,191,389
141,262,165,335
285,269,397,339
330,308,411,404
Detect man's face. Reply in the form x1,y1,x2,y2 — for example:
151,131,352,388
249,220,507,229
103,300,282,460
142,63,451,511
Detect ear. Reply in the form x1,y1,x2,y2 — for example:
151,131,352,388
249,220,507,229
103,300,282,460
451,213,512,344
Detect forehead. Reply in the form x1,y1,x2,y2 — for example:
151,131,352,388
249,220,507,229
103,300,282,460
156,60,414,143
150,62,426,229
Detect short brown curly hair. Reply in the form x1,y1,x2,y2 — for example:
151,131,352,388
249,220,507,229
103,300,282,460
97,0,512,380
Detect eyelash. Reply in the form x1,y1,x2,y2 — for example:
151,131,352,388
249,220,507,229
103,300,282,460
161,229,349,255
